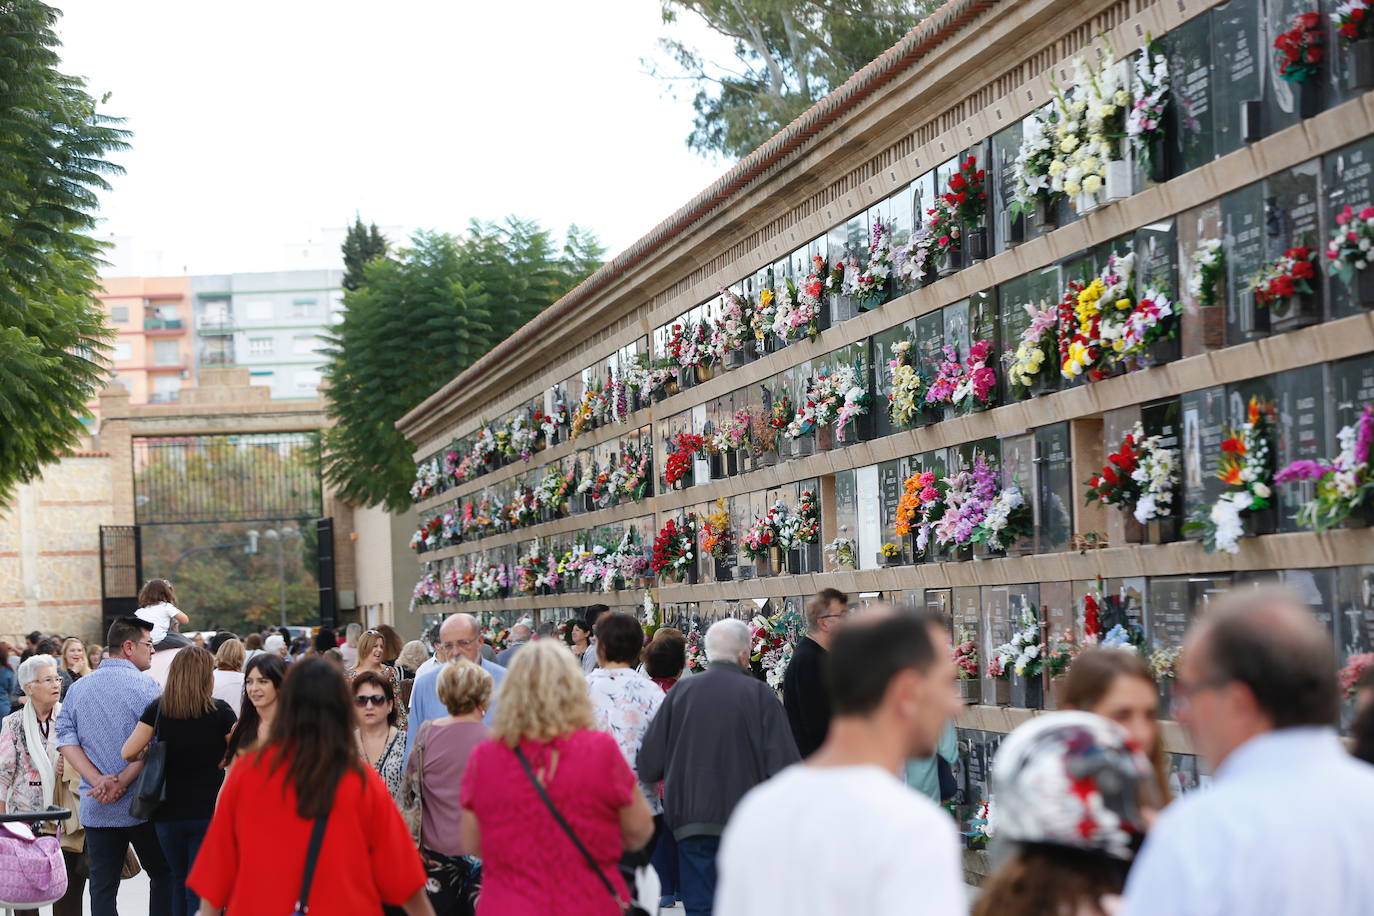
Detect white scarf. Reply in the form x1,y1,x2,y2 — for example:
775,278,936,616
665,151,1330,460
21,699,58,808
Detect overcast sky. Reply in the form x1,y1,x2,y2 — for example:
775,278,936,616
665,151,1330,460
53,0,734,277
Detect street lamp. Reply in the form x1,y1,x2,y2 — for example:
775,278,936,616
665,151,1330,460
247,526,302,629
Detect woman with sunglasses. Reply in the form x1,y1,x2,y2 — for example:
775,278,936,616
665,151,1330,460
354,670,406,807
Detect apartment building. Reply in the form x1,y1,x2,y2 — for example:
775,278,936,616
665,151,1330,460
97,276,195,407
190,269,345,400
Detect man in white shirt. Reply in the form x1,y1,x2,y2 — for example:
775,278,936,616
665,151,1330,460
715,609,965,916
1124,586,1374,916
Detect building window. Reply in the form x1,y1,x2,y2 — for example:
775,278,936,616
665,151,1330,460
111,341,133,361
153,304,179,321
291,297,317,319
110,306,129,323
248,337,274,356
152,339,180,366
202,337,234,366
292,335,319,355
243,298,274,321
151,376,181,403
294,370,322,393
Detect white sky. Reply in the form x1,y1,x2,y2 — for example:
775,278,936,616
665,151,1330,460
53,0,734,277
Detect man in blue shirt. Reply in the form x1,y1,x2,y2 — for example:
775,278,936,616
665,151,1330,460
405,613,504,765
1124,587,1374,916
495,622,532,667
57,616,170,916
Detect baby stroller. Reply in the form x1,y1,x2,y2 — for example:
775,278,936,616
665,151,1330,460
0,806,72,913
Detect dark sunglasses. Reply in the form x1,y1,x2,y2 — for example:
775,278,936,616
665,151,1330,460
354,694,388,707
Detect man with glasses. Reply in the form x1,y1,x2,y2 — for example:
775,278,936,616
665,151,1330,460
56,616,171,916
783,588,849,758
1123,587,1374,915
403,612,505,765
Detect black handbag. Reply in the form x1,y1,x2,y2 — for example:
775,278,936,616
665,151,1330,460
514,746,649,916
129,705,167,821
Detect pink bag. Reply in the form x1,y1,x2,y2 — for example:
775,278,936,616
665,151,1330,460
0,821,67,908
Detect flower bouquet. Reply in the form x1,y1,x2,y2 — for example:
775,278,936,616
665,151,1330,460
1086,422,1179,530
824,531,857,569
845,219,895,309
771,260,826,341
996,608,1045,708
1326,204,1374,306
744,501,796,575
1127,43,1171,182
927,196,962,277
1006,300,1058,398
934,453,1001,559
1275,11,1324,83
1183,398,1276,553
794,488,822,571
651,515,697,583
973,484,1033,553
1276,403,1374,530
1253,245,1319,332
701,498,736,580
942,155,988,259
752,286,776,347
878,542,902,565
926,342,997,413
886,339,928,426
1189,237,1226,316
1011,104,1065,230
1340,652,1374,700
954,625,980,703
664,431,704,489
709,408,751,477
713,288,753,366
1333,1,1374,89
895,470,939,545
411,457,441,502
829,363,872,443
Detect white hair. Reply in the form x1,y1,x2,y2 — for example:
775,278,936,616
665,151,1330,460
704,619,751,664
344,622,362,648
264,634,286,654
17,653,58,689
510,623,532,641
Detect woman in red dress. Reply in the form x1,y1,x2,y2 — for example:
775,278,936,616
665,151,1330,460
459,639,654,915
189,656,433,915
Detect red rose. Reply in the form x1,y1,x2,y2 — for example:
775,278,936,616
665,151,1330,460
1291,259,1314,280
950,174,966,191
1298,11,1321,28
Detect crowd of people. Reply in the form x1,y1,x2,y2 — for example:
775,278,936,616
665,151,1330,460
3,580,1374,915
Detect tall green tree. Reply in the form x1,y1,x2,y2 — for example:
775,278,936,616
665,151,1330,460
0,1,128,505
340,215,388,291
648,0,939,159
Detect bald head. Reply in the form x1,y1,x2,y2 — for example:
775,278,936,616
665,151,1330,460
511,623,532,642
440,614,481,663
1189,587,1337,729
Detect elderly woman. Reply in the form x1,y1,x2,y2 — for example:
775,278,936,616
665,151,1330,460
405,659,492,912
0,654,87,915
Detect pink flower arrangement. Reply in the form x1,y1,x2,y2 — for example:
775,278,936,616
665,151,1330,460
934,453,1000,549
925,341,997,411
1340,653,1374,699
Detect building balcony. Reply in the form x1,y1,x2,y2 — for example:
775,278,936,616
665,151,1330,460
147,391,181,404
202,352,236,367
143,318,185,331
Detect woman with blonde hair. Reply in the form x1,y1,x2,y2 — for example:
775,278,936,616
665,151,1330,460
211,638,246,715
459,639,653,915
406,659,493,914
59,636,90,699
347,628,407,731
122,646,237,916
341,621,363,667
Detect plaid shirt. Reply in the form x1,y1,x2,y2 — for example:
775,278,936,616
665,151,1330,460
54,658,160,828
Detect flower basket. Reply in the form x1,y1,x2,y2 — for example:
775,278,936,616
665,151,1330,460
1269,292,1320,333
1105,158,1132,202
786,548,803,575
991,678,1011,706
714,559,734,582
768,545,785,575
830,293,860,324
754,555,774,578
1354,38,1374,90
957,679,981,704
1009,671,1044,709
966,226,988,262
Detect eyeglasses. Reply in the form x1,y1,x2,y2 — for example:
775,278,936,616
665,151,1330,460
1169,676,1229,715
31,677,62,686
138,640,154,650
354,694,389,707
440,639,477,652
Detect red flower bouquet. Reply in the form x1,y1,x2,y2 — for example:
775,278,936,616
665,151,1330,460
1253,246,1316,307
664,432,704,486
1274,12,1323,83
942,155,987,227
1085,428,1143,508
651,515,696,579
1334,1,1372,43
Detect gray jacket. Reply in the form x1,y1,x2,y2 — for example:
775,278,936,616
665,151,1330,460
637,661,800,839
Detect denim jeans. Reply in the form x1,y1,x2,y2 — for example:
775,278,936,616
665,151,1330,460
87,822,172,916
676,834,721,916
153,819,210,916
650,815,680,898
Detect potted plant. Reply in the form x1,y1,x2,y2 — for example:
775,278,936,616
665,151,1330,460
1274,11,1324,118
954,626,981,703
1326,204,1374,308
878,542,903,566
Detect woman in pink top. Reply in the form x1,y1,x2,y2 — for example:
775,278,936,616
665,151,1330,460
459,639,653,915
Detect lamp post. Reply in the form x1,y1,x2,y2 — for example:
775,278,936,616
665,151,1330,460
248,526,301,629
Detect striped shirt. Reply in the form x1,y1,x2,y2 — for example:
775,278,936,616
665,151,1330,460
54,658,161,828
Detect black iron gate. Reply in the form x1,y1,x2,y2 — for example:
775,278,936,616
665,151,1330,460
99,525,142,628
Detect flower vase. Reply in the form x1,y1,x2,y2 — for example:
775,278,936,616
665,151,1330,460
1074,191,1100,214
1297,79,1321,119
1028,371,1059,398
1148,512,1182,545
1045,675,1068,711
678,367,695,391
768,546,785,576
695,364,714,385
1105,158,1131,202
1244,503,1278,539
947,542,973,563
760,447,778,467
794,434,816,458
804,542,822,573
966,226,988,262
709,453,726,481
1353,39,1374,90
957,679,981,704
753,555,773,578
991,678,1011,706
1009,671,1044,709
814,297,831,335
999,208,1025,248
1244,292,1272,338
1147,135,1171,184
1144,332,1182,368
1269,292,1320,333
830,293,858,324
724,450,739,477
1240,99,1263,143
786,548,802,575
725,348,747,370
1350,267,1374,309
742,338,760,363
816,425,835,452
713,559,734,582
1121,514,1147,545
937,243,963,278
1157,679,1174,718
1032,197,1059,234
762,335,777,355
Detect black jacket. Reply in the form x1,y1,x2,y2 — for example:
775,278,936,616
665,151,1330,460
782,635,830,758
637,661,800,839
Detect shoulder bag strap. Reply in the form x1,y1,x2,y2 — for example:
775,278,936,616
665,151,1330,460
513,746,625,907
414,720,432,849
294,813,329,914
